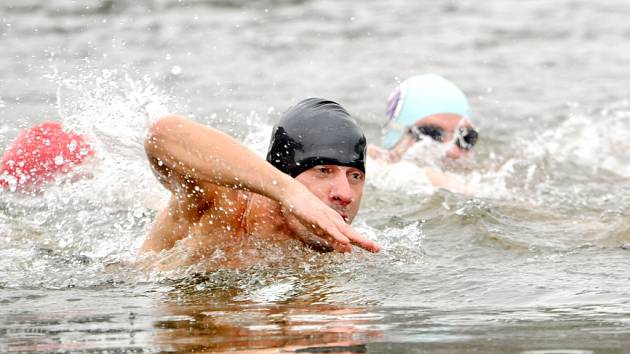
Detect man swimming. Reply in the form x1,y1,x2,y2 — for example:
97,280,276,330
368,74,479,193
140,98,381,265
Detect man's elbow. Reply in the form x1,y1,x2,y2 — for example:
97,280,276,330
144,115,187,158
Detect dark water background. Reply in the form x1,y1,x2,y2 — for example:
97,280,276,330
2,0,630,352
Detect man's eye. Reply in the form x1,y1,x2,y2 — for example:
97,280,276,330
350,172,363,181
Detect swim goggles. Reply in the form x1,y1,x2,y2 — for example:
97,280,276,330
408,125,479,150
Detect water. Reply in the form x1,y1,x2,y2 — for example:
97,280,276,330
2,0,630,352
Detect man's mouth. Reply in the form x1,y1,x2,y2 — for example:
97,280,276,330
333,209,349,222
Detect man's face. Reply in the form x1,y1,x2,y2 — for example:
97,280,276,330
412,113,475,160
295,165,365,223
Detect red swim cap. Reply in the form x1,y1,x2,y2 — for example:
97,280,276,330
0,122,94,191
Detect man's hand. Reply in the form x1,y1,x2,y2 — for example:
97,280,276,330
280,184,381,253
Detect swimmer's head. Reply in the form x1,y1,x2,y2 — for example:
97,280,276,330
266,98,367,178
382,74,473,157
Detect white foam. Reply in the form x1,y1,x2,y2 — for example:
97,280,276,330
367,158,436,195
47,68,172,210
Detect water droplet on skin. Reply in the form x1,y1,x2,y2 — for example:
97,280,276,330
272,180,278,185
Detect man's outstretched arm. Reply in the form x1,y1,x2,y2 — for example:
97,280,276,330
144,115,380,253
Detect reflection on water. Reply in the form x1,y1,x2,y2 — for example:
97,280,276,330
156,298,380,352
5,281,630,353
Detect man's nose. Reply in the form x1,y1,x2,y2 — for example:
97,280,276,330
329,173,353,205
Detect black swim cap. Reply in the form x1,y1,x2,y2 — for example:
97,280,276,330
266,98,366,178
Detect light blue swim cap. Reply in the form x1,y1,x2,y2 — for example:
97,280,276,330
382,74,471,150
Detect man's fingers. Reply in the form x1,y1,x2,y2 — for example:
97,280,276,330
325,224,351,245
332,241,352,253
299,205,381,254
338,222,381,253
316,221,352,253
322,211,381,253
357,239,381,253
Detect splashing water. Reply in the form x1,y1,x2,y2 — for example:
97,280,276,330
402,138,452,167
51,68,170,160
47,67,174,207
0,68,177,289
366,100,630,211
528,102,630,178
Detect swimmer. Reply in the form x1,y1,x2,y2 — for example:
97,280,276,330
0,121,94,192
367,74,478,194
140,98,381,266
